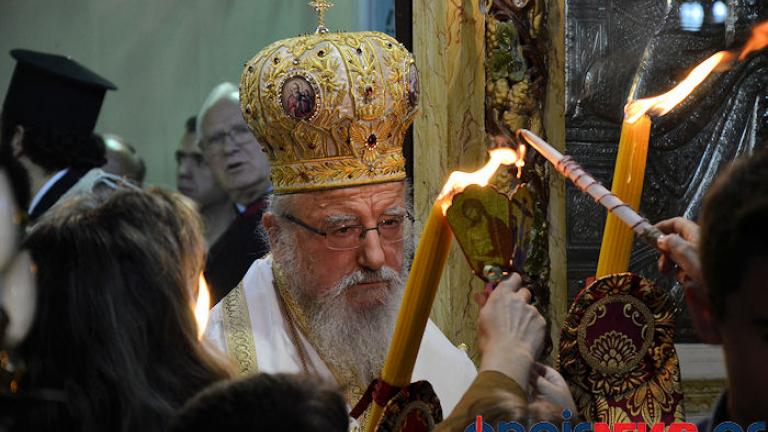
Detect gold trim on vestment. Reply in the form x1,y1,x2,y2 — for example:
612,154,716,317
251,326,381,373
222,281,259,375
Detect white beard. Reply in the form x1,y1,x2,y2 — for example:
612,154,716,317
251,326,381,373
272,236,408,385
289,266,406,385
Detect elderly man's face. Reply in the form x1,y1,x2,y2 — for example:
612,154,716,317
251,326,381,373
176,131,226,208
200,99,270,203
281,181,406,309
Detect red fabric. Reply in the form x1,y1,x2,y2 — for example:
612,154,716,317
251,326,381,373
242,197,268,218
557,272,684,423
350,379,402,419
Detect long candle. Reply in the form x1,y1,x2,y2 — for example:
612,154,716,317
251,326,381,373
595,114,651,277
365,148,521,430
365,202,453,430
518,129,662,250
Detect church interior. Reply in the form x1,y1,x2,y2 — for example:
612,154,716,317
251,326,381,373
1,0,766,429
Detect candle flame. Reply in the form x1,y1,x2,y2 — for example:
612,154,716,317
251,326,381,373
739,21,768,60
436,146,525,214
625,51,731,124
194,274,211,340
625,20,768,124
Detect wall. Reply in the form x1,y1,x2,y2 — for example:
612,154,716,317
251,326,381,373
0,0,362,188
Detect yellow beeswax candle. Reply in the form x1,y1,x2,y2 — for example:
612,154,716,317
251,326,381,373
365,201,453,430
596,114,652,277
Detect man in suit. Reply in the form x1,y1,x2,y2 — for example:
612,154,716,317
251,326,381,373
1,49,118,223
198,82,271,303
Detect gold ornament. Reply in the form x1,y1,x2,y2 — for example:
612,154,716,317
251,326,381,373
240,7,419,194
309,0,334,33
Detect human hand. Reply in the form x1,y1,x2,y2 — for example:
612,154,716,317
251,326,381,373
655,217,702,287
477,273,547,390
530,363,576,413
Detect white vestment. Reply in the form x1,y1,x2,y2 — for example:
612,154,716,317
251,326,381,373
204,255,477,416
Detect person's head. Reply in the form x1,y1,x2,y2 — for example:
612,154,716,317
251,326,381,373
1,49,115,189
0,110,106,176
197,83,270,205
18,188,230,431
169,373,348,432
262,181,412,383
100,133,145,185
176,116,229,209
239,32,418,383
696,146,768,422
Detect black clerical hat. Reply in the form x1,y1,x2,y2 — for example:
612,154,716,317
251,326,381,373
2,49,117,134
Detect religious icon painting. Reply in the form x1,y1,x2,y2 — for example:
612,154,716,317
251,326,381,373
280,75,318,120
446,184,534,281
405,62,419,112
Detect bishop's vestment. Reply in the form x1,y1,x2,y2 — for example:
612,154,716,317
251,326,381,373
204,255,477,416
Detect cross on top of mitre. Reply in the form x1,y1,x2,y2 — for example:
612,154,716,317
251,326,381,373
309,0,334,33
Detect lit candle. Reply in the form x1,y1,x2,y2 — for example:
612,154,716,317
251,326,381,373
595,114,651,277
364,201,453,429
365,148,522,430
594,48,736,277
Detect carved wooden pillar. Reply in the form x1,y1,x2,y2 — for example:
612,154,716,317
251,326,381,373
413,0,487,359
544,0,567,356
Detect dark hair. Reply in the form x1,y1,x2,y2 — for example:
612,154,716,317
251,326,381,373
700,146,768,319
18,188,232,432
1,111,106,173
0,126,31,210
169,373,348,432
185,116,196,134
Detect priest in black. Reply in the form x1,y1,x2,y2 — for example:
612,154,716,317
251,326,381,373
1,49,120,223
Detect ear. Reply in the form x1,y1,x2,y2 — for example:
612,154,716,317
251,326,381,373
684,285,722,344
261,212,281,250
11,125,24,158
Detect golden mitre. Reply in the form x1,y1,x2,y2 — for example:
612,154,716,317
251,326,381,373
239,1,419,194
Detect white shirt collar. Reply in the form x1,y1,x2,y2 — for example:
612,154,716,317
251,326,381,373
28,168,69,215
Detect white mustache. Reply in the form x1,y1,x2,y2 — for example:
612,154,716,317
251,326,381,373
320,267,403,302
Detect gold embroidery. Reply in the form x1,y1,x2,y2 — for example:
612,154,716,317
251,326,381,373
577,294,655,375
240,31,418,193
222,281,259,375
558,273,684,423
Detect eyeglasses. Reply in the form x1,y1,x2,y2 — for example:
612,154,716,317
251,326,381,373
200,125,253,154
281,212,413,251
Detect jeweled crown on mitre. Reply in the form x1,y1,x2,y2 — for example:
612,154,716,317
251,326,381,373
239,1,419,194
